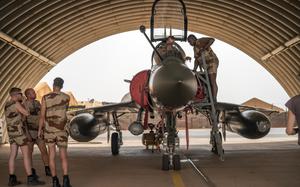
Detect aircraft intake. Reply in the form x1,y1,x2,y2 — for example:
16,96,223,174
225,110,271,139
149,57,198,109
69,113,107,142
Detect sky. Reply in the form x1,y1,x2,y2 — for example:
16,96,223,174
40,30,289,109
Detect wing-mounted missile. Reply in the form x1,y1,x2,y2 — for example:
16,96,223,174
69,113,109,142
225,110,271,139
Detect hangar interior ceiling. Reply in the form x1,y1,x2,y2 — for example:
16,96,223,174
0,0,299,116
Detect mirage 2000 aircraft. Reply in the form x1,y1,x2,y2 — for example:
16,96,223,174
67,0,272,171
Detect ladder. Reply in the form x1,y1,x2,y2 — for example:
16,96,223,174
194,51,224,161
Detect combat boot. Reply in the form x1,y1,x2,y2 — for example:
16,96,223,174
31,168,39,179
8,175,21,186
53,176,61,187
45,166,51,176
62,175,72,187
27,175,45,186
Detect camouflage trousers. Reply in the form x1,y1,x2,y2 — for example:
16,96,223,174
9,134,28,146
8,126,29,146
44,130,69,148
195,57,219,74
28,130,45,144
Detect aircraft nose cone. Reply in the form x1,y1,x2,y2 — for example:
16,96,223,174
149,57,198,109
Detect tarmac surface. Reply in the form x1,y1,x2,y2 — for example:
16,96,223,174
0,129,299,187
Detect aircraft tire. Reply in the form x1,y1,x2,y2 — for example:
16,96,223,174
111,132,119,155
173,155,181,170
162,154,169,171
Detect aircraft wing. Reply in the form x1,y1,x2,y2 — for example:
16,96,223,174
68,101,138,117
215,102,280,116
192,101,279,115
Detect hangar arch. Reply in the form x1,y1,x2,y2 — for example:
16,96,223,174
0,0,299,117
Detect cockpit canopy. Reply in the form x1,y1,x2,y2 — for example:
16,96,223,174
150,0,187,42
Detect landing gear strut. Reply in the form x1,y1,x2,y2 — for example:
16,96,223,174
210,130,224,160
207,96,224,160
162,112,181,170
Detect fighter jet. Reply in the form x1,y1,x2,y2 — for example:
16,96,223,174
67,0,272,171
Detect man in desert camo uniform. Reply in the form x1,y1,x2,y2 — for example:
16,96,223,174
38,77,71,187
5,87,45,186
24,88,51,177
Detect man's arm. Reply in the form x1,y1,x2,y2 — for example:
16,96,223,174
286,110,297,135
66,96,70,110
15,102,29,116
38,98,46,138
24,121,32,142
195,38,215,51
203,38,215,50
16,101,32,140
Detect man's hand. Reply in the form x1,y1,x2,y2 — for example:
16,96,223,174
286,128,297,135
38,128,44,139
286,110,296,135
27,134,33,142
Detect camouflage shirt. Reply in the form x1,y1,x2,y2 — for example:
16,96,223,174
4,100,25,137
43,92,70,132
24,100,41,131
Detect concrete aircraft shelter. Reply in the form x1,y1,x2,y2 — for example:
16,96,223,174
0,0,300,118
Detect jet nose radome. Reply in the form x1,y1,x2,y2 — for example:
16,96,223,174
149,57,198,109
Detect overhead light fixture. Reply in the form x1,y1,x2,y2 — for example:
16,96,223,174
285,35,300,47
271,45,285,55
261,53,272,61
261,35,300,61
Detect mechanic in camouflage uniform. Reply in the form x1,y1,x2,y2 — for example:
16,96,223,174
5,87,45,186
188,34,219,101
38,77,71,187
154,36,190,65
24,88,51,177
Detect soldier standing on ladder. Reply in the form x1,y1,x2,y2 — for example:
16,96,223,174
187,34,219,102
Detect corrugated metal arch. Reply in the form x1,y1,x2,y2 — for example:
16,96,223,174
0,0,299,116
